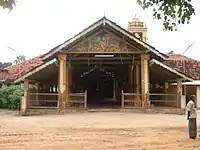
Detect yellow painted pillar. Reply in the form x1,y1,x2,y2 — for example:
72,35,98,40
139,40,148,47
21,79,29,115
177,80,182,108
58,55,67,113
141,54,150,107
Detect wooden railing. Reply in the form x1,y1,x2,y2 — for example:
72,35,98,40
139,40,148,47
27,91,87,109
121,91,178,108
27,93,58,108
68,90,87,108
149,93,177,107
121,90,143,108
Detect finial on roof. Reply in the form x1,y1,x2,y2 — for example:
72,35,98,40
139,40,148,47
104,12,105,17
132,13,140,21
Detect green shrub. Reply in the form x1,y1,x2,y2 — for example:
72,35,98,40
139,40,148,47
0,85,24,110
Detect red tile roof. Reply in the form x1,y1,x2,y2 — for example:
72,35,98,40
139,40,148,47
4,56,44,82
1,53,200,83
167,54,193,61
164,54,200,80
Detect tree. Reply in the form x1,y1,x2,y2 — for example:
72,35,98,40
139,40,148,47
0,62,12,69
14,54,26,64
167,51,175,55
0,0,16,11
137,0,195,31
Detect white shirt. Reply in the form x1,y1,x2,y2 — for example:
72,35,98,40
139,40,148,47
186,100,197,119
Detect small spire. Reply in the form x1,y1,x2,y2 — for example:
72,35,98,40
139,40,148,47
104,12,105,17
132,13,140,21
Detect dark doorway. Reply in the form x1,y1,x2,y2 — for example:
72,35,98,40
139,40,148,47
72,64,129,108
81,65,120,108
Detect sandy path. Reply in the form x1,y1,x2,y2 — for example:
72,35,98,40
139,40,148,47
0,112,200,150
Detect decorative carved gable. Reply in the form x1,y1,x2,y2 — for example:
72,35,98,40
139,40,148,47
66,31,140,53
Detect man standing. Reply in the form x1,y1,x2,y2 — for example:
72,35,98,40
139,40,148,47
186,95,197,139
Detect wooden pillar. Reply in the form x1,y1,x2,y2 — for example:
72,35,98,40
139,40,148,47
58,55,67,113
135,61,140,94
164,82,168,106
177,80,182,108
128,66,133,92
66,60,69,108
35,82,39,106
68,66,72,100
21,79,29,115
141,54,150,107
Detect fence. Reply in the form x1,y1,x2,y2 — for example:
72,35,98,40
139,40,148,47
149,93,177,107
27,93,58,108
121,91,178,108
68,90,87,108
121,90,143,108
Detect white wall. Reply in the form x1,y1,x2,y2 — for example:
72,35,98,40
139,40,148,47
196,86,200,108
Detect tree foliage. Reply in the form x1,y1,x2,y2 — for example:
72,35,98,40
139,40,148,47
0,85,23,110
0,62,12,69
167,50,175,54
0,0,16,11
137,0,195,31
14,54,26,64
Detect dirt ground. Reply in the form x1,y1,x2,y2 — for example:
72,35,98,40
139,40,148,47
0,111,200,150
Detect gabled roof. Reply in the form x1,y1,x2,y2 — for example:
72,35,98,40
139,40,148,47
42,17,167,61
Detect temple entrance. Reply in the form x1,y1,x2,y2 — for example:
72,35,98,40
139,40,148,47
81,65,118,108
72,64,129,108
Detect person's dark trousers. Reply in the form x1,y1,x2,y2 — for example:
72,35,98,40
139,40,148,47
188,118,197,139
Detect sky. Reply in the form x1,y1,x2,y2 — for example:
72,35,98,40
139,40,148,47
0,0,200,63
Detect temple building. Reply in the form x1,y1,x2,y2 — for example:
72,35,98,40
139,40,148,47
1,17,194,115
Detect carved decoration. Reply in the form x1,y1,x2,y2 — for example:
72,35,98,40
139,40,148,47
132,32,143,40
71,31,137,53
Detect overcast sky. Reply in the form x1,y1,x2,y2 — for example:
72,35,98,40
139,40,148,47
0,0,199,63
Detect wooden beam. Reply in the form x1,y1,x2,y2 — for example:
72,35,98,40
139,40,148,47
65,51,141,54
70,61,132,65
69,56,132,60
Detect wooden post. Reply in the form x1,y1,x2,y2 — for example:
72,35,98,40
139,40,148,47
177,80,182,108
58,55,67,114
128,66,133,92
135,61,140,95
65,60,69,108
121,90,124,108
35,82,39,106
141,54,150,107
164,82,168,105
68,67,71,94
84,90,87,108
21,79,29,115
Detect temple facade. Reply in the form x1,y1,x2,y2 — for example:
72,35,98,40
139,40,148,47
14,17,192,115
